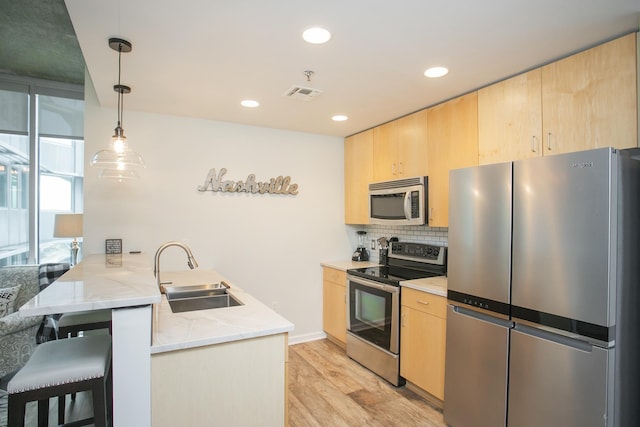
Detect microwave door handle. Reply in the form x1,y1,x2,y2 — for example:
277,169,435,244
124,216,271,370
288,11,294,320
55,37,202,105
403,191,411,219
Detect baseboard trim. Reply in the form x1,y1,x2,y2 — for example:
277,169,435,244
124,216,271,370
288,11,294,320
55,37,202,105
405,381,444,411
324,333,346,349
288,331,326,345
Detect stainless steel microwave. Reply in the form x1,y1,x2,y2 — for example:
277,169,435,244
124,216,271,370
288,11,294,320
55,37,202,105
369,176,428,226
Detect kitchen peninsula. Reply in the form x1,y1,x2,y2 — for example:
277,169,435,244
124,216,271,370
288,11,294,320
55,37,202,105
151,269,294,427
19,254,293,427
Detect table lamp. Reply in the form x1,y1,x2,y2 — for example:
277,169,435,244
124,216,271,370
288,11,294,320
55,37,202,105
54,213,83,266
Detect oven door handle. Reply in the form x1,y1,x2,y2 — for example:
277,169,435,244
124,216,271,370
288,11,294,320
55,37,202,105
347,275,399,294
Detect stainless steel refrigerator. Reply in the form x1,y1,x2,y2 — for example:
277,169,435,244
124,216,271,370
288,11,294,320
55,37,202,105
444,147,640,427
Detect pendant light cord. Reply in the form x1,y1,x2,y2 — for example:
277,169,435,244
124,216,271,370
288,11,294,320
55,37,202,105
117,43,123,128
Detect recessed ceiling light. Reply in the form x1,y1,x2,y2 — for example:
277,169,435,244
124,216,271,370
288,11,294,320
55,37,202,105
332,115,348,122
424,66,449,78
303,27,331,44
241,99,260,108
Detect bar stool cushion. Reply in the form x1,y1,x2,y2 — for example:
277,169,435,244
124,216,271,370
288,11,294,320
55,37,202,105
7,335,111,393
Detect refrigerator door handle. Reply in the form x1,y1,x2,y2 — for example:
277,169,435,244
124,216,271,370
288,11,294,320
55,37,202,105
451,305,513,328
514,322,594,352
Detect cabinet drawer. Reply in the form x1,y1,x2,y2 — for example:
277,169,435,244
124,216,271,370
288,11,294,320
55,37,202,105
323,267,346,286
402,287,447,318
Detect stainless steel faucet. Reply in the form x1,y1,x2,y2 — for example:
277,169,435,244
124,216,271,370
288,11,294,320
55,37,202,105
154,241,199,292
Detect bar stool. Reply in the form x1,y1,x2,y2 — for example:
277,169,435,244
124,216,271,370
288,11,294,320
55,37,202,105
58,309,112,338
7,334,112,427
57,309,112,404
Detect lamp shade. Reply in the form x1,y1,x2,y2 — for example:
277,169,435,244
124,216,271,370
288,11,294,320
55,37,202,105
54,213,83,238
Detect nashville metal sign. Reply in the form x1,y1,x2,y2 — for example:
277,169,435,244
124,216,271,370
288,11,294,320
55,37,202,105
197,168,299,195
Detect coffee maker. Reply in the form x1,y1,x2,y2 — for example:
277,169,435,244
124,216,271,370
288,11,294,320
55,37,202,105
352,230,370,261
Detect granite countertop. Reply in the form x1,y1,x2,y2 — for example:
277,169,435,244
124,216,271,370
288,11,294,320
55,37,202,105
400,275,448,297
151,269,294,354
320,259,380,271
19,253,161,316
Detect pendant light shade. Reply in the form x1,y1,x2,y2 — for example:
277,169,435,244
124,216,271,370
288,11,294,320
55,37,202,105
91,38,145,177
91,146,145,169
98,169,141,180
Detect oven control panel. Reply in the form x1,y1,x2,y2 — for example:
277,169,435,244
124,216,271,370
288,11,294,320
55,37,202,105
389,242,446,265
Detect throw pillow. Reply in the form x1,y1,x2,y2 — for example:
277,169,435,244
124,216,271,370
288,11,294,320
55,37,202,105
0,285,21,317
39,263,70,291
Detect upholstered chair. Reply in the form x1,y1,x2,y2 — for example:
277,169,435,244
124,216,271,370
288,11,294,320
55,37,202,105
0,266,42,380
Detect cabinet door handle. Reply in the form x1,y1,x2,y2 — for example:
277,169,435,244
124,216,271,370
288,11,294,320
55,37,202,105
401,312,406,327
417,300,430,306
429,207,434,221
547,132,552,151
531,135,537,153
399,161,404,175
392,163,397,176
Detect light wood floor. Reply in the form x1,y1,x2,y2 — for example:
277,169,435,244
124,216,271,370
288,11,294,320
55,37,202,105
4,339,445,427
289,339,447,427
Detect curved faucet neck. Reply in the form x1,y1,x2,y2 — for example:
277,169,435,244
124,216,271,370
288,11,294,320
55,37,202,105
153,241,199,292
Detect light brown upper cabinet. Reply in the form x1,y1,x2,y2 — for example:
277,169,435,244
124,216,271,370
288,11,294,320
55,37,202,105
478,70,543,164
479,33,637,165
541,33,637,155
398,110,429,178
427,92,479,227
344,129,373,224
373,110,429,182
373,121,398,181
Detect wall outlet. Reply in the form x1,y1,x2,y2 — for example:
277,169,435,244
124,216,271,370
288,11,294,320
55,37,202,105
371,239,376,250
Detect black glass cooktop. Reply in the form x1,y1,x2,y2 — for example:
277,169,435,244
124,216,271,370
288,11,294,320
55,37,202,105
347,265,441,287
348,242,447,286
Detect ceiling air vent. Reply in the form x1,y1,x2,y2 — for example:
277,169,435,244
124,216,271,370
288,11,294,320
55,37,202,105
282,85,323,101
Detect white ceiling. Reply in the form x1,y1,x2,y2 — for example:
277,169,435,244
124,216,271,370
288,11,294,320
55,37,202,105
65,0,639,137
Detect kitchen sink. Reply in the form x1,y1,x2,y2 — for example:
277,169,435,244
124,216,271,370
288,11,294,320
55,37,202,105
163,282,230,297
163,283,243,313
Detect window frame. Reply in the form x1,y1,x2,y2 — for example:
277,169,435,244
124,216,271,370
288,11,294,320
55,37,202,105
0,74,84,265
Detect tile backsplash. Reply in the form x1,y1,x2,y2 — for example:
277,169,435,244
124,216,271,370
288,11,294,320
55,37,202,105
347,224,448,262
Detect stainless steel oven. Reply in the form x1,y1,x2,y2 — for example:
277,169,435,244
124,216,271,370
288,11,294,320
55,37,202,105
347,241,447,386
348,276,399,352
347,275,401,385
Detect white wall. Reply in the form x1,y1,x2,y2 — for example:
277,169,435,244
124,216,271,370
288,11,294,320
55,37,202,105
83,77,351,341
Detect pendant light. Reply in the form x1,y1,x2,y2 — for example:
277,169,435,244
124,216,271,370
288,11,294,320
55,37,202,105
91,37,145,178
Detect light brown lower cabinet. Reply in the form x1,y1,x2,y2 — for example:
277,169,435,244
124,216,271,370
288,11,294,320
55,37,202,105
400,287,447,404
322,266,347,347
151,333,288,427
